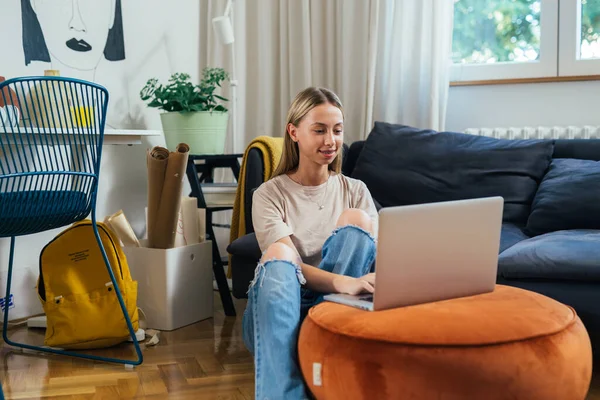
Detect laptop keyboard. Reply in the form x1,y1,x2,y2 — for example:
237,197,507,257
359,294,374,302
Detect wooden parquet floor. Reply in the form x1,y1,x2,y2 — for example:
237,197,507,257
0,294,253,399
0,293,598,399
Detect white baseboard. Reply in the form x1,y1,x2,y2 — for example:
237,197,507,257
26,315,46,328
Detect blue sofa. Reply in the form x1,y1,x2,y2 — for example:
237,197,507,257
346,122,600,354
228,121,600,354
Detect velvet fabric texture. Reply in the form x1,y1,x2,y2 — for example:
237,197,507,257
526,158,600,236
298,285,593,400
498,229,600,281
499,223,529,253
350,123,554,225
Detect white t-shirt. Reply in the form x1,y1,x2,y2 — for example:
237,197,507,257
252,172,378,267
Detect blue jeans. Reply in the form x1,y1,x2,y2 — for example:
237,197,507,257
242,225,377,400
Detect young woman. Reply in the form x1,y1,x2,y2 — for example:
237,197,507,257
243,87,379,399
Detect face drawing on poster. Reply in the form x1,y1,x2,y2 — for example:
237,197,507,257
21,0,125,78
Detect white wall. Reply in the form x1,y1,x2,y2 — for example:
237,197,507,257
445,81,600,132
0,0,206,319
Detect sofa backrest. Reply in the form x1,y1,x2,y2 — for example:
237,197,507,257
343,140,366,176
344,138,600,177
553,139,600,161
346,123,600,226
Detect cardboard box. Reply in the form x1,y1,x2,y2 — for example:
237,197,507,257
124,240,213,331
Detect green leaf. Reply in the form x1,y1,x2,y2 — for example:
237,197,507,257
140,67,229,112
140,68,230,113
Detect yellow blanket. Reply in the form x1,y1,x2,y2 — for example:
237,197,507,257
228,136,284,277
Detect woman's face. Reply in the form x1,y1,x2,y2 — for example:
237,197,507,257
288,103,344,169
31,0,116,70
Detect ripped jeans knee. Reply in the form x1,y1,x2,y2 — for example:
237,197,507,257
330,224,377,243
247,258,306,293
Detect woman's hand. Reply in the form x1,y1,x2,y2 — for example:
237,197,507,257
332,273,375,295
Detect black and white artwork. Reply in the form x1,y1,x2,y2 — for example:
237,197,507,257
1,0,200,129
21,0,125,82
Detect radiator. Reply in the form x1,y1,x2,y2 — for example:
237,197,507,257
464,126,600,140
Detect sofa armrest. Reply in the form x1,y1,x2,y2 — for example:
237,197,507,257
227,232,262,299
227,232,262,260
243,148,266,234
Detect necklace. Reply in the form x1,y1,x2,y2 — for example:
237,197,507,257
308,177,329,210
293,172,330,210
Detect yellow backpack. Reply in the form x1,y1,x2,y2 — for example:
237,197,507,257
37,220,139,350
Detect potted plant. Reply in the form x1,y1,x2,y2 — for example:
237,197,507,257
140,67,230,154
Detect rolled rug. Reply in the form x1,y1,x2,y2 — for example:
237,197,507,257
152,143,190,249
146,146,169,248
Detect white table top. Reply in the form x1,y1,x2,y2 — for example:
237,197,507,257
0,128,162,145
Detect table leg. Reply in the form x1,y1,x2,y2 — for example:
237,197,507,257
231,159,241,181
207,212,236,317
187,159,236,317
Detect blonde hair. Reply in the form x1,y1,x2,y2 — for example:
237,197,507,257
272,87,344,178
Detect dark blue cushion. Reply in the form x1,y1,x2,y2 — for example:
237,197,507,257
227,232,262,260
499,223,529,253
0,190,89,237
351,123,554,225
498,230,600,281
526,158,600,236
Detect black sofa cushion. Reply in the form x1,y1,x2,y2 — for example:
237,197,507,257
526,158,600,236
344,138,600,178
351,123,554,225
498,229,600,281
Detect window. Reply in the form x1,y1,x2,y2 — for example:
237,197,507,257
558,0,600,76
450,0,600,83
580,0,600,59
451,0,542,64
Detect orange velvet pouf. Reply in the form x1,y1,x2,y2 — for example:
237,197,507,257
298,285,593,400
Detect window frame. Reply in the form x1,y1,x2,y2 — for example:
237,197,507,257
450,0,558,83
558,0,600,76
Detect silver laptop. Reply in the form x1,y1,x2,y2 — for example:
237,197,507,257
324,196,504,311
